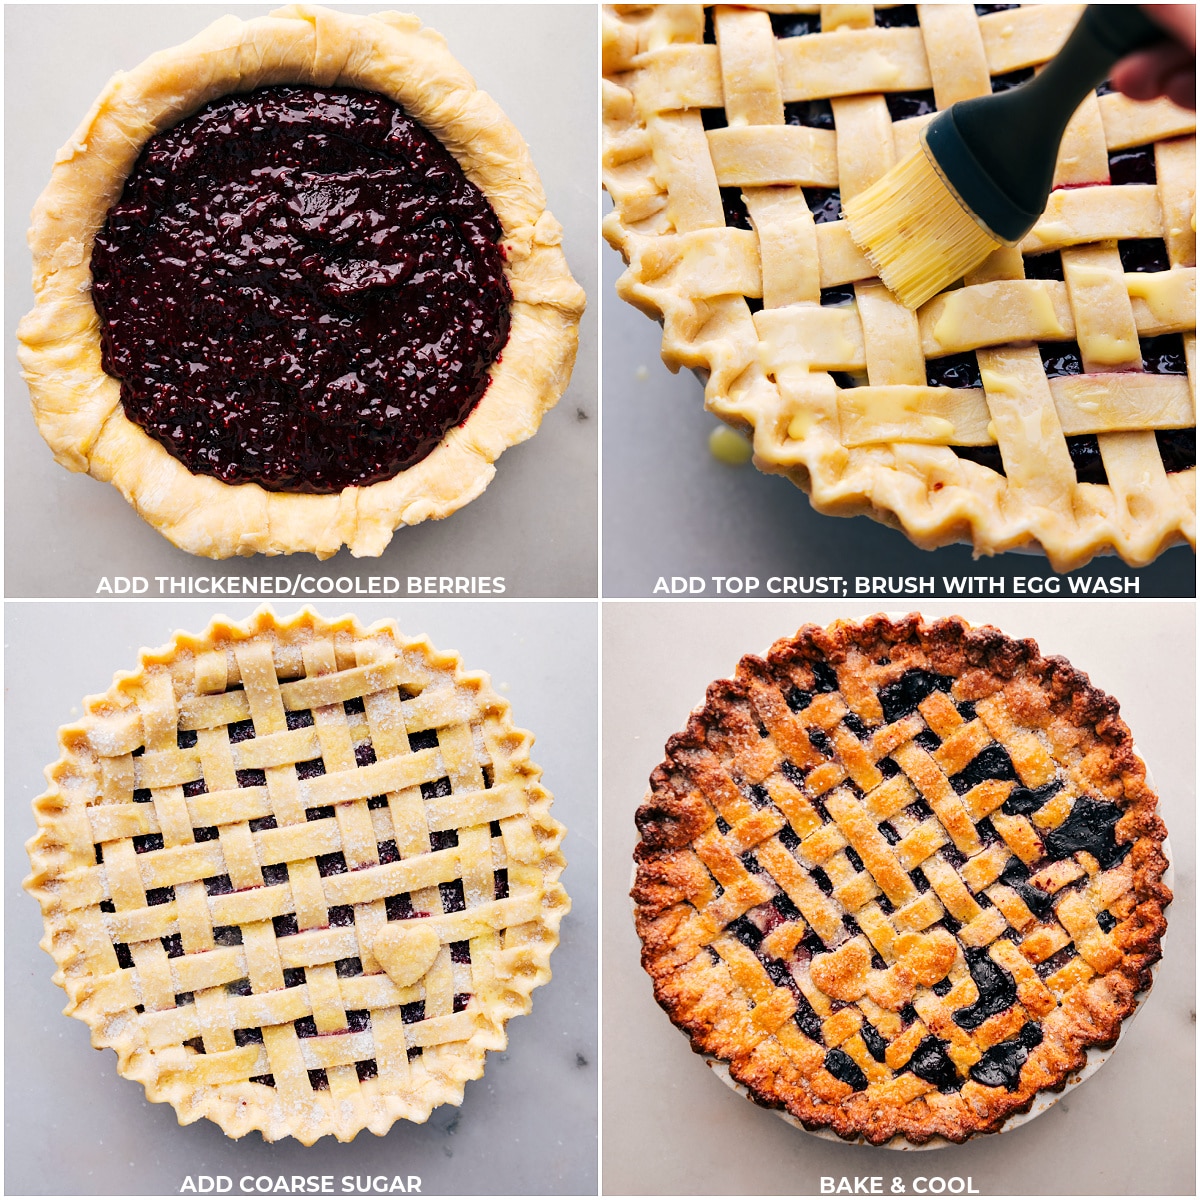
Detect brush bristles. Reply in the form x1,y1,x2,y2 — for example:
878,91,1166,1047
843,145,1005,310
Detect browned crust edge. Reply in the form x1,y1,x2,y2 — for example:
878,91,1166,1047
632,614,1170,1146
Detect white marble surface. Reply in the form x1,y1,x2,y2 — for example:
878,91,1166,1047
5,5,597,598
6,600,597,1195
602,600,1195,1195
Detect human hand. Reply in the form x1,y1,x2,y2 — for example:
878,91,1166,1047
1110,5,1196,109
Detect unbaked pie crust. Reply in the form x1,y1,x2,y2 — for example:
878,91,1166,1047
603,4,1195,570
20,6,586,559
25,608,569,1143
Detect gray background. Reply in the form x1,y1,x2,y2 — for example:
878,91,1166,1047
6,6,597,598
602,600,1195,1195
601,237,1196,598
7,600,597,1195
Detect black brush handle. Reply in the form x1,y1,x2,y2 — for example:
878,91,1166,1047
929,5,1166,241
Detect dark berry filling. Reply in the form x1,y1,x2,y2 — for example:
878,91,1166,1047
875,6,920,28
820,285,856,307
724,912,763,950
1024,251,1065,281
843,712,872,737
769,12,821,38
1043,795,1128,869
885,90,936,122
785,99,835,130
747,783,772,809
953,947,1017,1030
1156,429,1195,473
1002,779,1063,817
948,743,1018,795
1065,436,1109,485
1108,145,1156,186
990,67,1034,93
914,728,942,751
969,1021,1043,1090
91,86,512,493
860,1020,888,1062
997,858,1056,920
1035,945,1078,979
1040,341,1084,379
1142,332,1188,374
878,668,953,723
1119,238,1171,273
803,187,842,224
794,991,825,1041
720,187,753,231
812,662,840,693
824,1047,868,1091
807,726,834,754
907,1035,959,1090
926,351,982,390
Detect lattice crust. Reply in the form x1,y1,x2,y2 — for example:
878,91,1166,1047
26,609,569,1144
633,615,1169,1145
603,4,1196,570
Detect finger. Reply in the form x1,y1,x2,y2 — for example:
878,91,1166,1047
1111,43,1196,102
1142,4,1197,53
1164,67,1198,109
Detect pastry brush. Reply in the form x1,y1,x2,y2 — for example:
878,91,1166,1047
842,5,1168,310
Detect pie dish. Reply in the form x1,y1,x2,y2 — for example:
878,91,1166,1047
632,613,1170,1144
19,6,585,559
602,4,1196,570
25,608,569,1143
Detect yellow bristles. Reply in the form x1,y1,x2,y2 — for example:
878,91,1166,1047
842,144,1006,310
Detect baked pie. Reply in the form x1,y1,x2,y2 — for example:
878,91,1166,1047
25,609,569,1143
632,614,1169,1144
20,6,585,559
603,4,1196,570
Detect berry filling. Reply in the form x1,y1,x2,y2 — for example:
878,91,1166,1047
969,1021,1043,1090
878,668,954,722
953,947,1018,1030
1043,795,1128,869
91,86,512,493
907,1035,959,1091
1002,779,1063,817
825,1047,868,1091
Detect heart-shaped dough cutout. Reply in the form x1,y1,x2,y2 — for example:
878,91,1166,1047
895,929,958,987
810,938,871,1002
373,923,441,988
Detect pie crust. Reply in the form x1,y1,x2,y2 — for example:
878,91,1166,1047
603,4,1196,570
19,6,586,559
25,607,569,1143
632,614,1169,1144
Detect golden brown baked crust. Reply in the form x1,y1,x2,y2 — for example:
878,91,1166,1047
633,614,1169,1145
19,6,586,559
603,4,1196,570
25,607,569,1143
